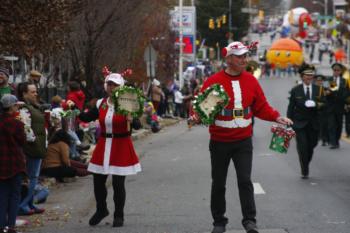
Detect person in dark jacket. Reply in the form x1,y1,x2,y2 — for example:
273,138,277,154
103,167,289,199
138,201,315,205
0,94,26,233
287,63,325,179
325,63,349,149
17,82,46,215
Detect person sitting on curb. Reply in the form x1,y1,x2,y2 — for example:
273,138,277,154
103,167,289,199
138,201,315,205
41,129,90,183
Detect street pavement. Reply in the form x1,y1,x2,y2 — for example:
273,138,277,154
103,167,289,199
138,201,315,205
24,35,350,233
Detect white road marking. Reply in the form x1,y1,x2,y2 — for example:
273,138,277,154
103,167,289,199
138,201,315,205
253,182,266,194
258,153,274,157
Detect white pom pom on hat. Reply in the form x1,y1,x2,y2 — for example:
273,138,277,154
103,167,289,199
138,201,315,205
105,73,125,86
221,41,249,58
152,79,160,86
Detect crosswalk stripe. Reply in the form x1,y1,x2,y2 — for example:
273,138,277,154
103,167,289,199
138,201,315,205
253,182,265,194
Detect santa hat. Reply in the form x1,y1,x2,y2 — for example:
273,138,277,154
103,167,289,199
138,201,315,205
221,41,258,58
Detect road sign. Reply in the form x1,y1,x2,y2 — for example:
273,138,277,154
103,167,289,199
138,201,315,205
144,45,157,78
241,8,258,14
144,45,157,63
3,56,19,61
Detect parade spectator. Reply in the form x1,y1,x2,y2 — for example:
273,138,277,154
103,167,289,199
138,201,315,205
41,129,90,182
0,67,15,100
318,42,328,62
17,82,46,216
62,81,90,157
27,70,44,102
0,94,26,233
143,100,161,133
151,79,164,112
325,63,349,149
78,73,141,228
287,64,325,179
65,81,86,111
173,86,184,118
181,83,192,118
191,41,292,233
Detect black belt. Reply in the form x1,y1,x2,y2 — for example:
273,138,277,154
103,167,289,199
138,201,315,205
220,107,250,118
101,132,131,138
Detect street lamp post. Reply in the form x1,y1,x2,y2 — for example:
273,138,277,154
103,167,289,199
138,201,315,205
312,0,328,38
312,0,327,19
178,0,184,89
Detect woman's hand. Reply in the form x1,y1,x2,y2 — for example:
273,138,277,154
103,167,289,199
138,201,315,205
126,113,132,122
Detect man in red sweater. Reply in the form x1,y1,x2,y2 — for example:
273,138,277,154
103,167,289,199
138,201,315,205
192,41,292,233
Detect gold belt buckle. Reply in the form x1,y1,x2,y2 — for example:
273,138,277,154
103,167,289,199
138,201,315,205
233,108,244,119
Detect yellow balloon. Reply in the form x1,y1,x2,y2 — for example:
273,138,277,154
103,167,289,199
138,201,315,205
266,38,304,69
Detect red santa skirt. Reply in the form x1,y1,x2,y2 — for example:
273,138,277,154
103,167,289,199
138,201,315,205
88,136,141,175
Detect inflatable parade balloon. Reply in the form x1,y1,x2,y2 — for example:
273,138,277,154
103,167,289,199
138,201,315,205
266,38,304,69
281,7,313,38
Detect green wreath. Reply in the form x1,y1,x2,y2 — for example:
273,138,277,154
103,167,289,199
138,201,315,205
60,109,80,118
111,85,145,118
192,84,229,125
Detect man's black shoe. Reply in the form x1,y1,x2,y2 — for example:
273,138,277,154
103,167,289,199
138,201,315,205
89,209,109,226
244,221,259,233
112,217,124,227
330,145,338,149
301,175,309,179
211,225,226,233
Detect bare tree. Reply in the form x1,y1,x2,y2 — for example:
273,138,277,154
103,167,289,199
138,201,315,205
65,0,176,97
0,0,82,60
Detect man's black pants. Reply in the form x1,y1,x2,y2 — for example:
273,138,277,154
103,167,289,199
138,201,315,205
295,124,319,176
209,137,256,227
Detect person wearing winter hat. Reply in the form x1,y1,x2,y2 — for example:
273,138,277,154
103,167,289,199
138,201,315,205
65,81,86,111
0,94,26,233
78,72,141,228
0,67,15,100
190,41,292,233
151,78,164,112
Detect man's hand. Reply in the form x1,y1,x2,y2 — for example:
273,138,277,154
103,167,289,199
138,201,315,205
189,112,201,125
276,116,293,126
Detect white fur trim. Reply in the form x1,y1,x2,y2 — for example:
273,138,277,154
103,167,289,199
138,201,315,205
103,106,114,171
231,80,243,109
96,98,104,109
215,118,252,128
88,162,141,175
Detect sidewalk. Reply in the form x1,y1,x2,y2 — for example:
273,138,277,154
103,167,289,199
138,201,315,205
16,117,182,232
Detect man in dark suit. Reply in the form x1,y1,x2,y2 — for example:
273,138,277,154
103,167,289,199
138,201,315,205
287,63,325,179
325,63,349,149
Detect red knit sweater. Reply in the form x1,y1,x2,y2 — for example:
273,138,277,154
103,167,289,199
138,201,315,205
201,70,280,142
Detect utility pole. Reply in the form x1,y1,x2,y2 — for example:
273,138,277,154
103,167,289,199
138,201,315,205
179,0,184,89
228,0,232,43
248,0,252,26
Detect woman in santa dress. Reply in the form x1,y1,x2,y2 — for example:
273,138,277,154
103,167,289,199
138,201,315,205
78,73,141,228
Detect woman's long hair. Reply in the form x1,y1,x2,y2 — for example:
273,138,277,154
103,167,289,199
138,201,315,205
49,129,71,146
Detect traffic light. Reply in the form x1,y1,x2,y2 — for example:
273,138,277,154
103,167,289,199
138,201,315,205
216,19,221,28
222,14,227,24
259,10,264,21
209,18,215,29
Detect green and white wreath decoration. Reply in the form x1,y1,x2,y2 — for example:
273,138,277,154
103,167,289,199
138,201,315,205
192,84,229,125
112,85,145,118
60,109,80,118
